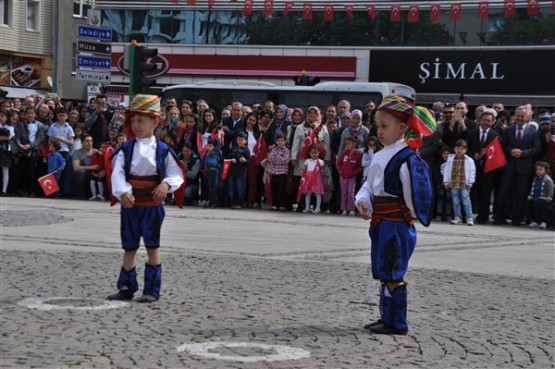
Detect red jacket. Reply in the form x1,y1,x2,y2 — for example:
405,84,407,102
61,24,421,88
336,149,362,179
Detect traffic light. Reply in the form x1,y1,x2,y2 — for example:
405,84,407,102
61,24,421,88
293,74,320,86
127,43,158,94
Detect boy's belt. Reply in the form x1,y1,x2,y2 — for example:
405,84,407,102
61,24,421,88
128,174,162,207
371,196,413,226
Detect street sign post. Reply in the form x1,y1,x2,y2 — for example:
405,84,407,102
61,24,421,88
76,54,112,70
76,70,112,83
77,25,112,42
77,40,112,55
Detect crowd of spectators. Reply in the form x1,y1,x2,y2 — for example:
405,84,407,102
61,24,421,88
0,92,553,228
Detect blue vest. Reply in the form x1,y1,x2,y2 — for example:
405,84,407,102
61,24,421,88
117,140,171,182
384,146,433,227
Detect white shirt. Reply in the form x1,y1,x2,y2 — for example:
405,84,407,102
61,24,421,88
355,139,415,217
111,136,184,200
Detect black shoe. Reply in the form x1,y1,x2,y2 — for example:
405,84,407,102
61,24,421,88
369,323,408,335
137,294,159,303
494,219,508,225
107,290,134,301
363,320,384,329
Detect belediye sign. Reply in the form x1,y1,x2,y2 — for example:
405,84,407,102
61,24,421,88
77,25,112,42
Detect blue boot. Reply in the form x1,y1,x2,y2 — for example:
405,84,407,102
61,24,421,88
137,263,161,303
107,267,138,300
364,283,388,329
369,283,408,335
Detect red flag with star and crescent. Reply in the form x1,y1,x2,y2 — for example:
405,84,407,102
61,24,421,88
344,5,354,20
504,0,516,17
323,4,334,21
527,0,539,16
478,1,489,19
284,2,294,15
484,137,507,174
408,5,419,22
243,0,253,16
430,4,441,22
450,3,462,21
298,129,326,161
253,135,268,165
366,5,376,21
38,172,60,196
390,5,401,22
263,0,274,16
207,0,215,10
302,3,313,20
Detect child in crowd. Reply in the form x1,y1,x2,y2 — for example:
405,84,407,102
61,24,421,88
201,138,222,208
47,141,65,185
435,146,452,221
108,94,184,303
265,132,290,211
89,144,106,200
178,142,201,205
355,94,436,335
337,136,363,215
71,125,83,154
227,131,250,209
47,107,75,197
115,132,126,148
0,110,13,196
362,136,376,183
443,139,476,225
302,144,325,214
527,161,554,229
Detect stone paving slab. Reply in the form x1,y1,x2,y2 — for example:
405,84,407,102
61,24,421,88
0,197,554,368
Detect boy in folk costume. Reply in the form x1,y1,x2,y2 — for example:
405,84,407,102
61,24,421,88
355,94,436,335
108,95,184,303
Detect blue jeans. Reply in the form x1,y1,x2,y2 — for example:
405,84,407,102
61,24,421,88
451,187,472,220
228,169,247,206
205,168,220,206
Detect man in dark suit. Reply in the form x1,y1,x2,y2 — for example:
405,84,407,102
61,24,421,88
222,101,245,156
493,106,541,225
467,110,500,224
441,101,476,149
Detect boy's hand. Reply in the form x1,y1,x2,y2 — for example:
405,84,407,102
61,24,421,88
231,158,237,163
121,192,135,208
358,202,370,220
239,156,246,163
444,184,450,190
152,182,170,203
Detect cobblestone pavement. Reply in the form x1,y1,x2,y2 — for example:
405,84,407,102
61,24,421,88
1,198,554,369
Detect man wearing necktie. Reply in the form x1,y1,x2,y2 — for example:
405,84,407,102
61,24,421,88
467,110,499,224
493,106,541,225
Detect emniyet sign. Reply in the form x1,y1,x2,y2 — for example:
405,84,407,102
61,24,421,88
369,49,554,95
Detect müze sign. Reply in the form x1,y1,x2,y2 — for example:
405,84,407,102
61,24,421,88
369,49,555,95
418,58,505,84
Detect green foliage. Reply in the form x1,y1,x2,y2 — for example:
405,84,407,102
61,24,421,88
489,11,555,45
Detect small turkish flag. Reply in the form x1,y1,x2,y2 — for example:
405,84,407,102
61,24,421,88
186,0,195,5
430,4,441,22
450,3,462,21
171,0,179,3
390,5,401,22
408,5,419,22
478,1,489,19
344,5,354,20
323,5,334,21
366,5,376,21
243,0,253,16
484,137,507,174
504,0,516,17
302,3,313,20
221,159,232,180
284,1,294,15
264,0,274,16
38,172,60,196
208,0,215,10
527,0,539,16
